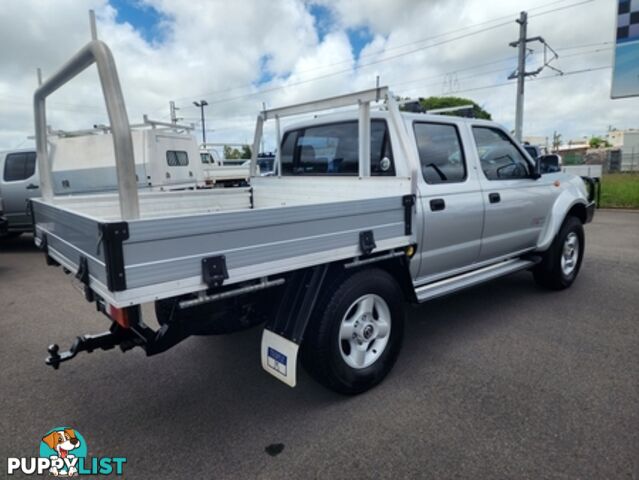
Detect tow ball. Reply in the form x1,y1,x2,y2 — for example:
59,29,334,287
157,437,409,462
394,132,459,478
46,326,139,369
45,314,192,369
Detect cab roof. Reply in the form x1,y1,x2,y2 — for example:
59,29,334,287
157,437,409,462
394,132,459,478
281,109,500,132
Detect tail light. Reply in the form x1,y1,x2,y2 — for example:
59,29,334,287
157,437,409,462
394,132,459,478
106,305,131,329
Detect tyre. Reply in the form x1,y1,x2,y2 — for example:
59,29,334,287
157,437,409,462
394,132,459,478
301,268,404,395
533,216,584,290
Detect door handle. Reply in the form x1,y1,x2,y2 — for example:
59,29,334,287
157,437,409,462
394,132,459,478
26,183,39,190
430,198,446,211
488,192,500,204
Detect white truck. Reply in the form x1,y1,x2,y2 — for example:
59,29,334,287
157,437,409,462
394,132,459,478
199,143,252,187
34,39,595,394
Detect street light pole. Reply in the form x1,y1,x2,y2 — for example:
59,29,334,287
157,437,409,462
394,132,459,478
193,100,209,144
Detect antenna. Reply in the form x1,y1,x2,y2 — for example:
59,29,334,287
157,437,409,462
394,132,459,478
169,101,182,124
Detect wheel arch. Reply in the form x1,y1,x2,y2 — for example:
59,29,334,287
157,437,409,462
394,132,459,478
536,192,588,253
565,202,587,224
338,254,417,304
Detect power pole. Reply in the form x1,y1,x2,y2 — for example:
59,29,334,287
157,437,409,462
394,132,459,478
193,100,208,144
512,11,527,142
508,11,562,142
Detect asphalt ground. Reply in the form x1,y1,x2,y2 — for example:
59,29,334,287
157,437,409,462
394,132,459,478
0,209,637,479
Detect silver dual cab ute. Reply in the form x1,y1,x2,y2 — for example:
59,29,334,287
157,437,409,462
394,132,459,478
33,39,595,394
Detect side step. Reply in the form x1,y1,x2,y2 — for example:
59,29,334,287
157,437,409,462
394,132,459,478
414,258,536,303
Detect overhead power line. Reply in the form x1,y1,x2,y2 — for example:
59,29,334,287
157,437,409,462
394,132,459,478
1,0,603,119
0,44,610,118
400,65,612,97
171,0,596,106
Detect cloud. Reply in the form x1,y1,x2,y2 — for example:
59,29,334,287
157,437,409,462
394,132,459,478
0,0,637,151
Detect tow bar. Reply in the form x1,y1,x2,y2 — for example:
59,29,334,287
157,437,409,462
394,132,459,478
46,327,130,369
45,306,192,369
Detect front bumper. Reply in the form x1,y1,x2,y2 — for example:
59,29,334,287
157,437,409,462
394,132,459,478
0,216,7,235
585,201,595,224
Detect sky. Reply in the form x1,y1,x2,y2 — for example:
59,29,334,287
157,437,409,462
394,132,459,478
0,0,636,151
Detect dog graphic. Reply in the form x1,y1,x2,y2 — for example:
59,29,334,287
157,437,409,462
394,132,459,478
41,428,81,477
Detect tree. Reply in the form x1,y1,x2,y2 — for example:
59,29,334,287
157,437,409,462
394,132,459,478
588,136,611,149
241,145,252,159
552,131,562,151
223,145,242,159
401,96,492,120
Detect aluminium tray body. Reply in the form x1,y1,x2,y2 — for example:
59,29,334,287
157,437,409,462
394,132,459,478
32,187,412,307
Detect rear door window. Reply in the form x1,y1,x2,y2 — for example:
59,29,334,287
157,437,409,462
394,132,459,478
280,120,394,176
413,123,466,184
166,150,189,167
3,152,36,181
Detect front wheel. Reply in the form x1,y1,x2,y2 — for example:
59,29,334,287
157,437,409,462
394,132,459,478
533,216,584,290
301,268,404,395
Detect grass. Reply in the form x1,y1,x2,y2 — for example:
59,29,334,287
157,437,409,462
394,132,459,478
600,173,639,209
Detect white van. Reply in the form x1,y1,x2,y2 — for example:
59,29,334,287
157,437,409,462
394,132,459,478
49,128,202,193
0,122,204,236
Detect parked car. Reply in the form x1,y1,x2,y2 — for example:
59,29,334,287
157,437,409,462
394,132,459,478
0,194,7,235
256,152,276,175
34,39,595,395
523,143,562,173
0,149,38,237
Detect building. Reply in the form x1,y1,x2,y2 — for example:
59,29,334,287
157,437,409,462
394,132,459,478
556,141,589,164
607,129,639,171
523,135,549,149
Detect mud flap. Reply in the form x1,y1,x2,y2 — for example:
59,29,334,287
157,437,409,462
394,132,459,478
260,264,329,387
261,329,299,387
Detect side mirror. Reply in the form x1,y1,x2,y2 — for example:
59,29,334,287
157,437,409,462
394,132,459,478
539,154,562,174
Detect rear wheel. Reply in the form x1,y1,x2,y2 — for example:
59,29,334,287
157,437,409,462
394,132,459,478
301,268,404,395
533,216,584,290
